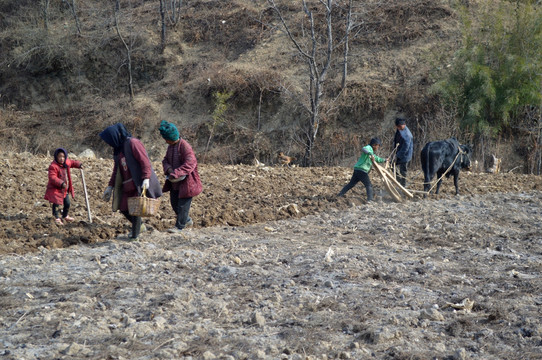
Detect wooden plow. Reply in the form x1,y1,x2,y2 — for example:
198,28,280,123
372,159,413,203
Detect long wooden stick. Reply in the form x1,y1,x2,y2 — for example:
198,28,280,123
80,169,92,223
383,172,402,201
373,161,402,202
377,163,414,198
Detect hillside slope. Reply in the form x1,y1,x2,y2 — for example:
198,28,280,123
0,0,461,166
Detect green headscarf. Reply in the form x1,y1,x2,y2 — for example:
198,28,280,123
159,120,180,142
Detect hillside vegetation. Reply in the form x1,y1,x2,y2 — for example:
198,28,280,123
0,0,540,171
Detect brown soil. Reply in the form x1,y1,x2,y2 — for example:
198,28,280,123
2,152,542,359
1,152,540,255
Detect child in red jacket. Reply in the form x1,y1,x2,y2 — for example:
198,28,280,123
44,148,82,225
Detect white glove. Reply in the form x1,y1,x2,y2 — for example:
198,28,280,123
103,186,113,202
142,179,150,189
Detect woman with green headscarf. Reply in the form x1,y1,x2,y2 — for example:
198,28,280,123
159,120,202,234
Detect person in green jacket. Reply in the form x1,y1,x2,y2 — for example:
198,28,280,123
338,137,388,201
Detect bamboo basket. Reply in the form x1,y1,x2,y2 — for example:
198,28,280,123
128,187,161,217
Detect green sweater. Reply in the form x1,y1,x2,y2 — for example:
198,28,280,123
353,144,386,172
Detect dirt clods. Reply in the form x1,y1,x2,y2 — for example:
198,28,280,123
1,152,541,359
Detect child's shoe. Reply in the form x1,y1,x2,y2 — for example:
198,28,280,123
63,216,75,223
54,218,64,226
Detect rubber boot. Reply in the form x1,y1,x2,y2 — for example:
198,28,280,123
130,216,142,240
366,186,374,202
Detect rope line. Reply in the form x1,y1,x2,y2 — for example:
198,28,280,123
424,147,464,194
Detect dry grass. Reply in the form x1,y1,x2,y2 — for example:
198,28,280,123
357,0,455,47
0,0,466,165
182,1,268,60
336,80,397,119
194,64,285,103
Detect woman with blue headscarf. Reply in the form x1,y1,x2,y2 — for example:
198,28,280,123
100,123,162,240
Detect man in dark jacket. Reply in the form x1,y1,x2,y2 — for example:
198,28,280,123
393,117,413,187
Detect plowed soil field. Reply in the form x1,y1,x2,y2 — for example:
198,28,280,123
1,152,541,254
1,152,541,359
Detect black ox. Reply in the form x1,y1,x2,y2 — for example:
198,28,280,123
421,137,472,195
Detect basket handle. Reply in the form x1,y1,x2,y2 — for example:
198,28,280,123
141,184,148,198
140,184,148,216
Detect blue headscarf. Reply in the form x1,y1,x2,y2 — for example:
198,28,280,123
159,120,180,142
99,123,132,155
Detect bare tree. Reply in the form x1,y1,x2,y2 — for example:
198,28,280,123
63,0,82,35
268,0,335,166
159,0,184,53
113,0,134,100
42,0,50,31
341,0,353,89
159,0,166,53
166,0,183,26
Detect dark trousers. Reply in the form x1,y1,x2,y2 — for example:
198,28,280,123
395,161,409,187
338,169,373,201
121,211,142,238
171,190,193,230
52,196,71,219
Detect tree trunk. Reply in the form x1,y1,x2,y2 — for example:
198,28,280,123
341,0,352,89
168,0,183,26
160,0,166,53
536,117,542,175
113,2,134,100
257,89,263,131
204,127,215,163
66,0,82,35
43,0,50,31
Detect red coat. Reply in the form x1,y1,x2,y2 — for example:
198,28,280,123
162,139,202,198
44,158,82,205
